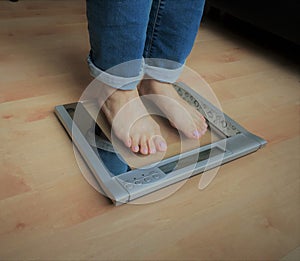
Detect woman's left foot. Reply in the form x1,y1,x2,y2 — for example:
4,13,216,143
138,79,208,139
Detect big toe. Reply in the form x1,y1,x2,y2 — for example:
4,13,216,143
115,131,131,148
182,118,208,139
153,135,167,152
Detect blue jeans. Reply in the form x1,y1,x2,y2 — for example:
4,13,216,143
86,0,205,90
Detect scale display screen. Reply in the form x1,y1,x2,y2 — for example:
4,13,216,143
159,147,223,174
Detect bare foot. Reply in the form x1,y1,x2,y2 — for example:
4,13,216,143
138,80,208,139
98,85,167,155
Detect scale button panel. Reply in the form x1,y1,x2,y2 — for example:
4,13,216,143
173,83,241,137
118,168,166,190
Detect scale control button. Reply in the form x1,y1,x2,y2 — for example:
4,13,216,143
124,183,134,190
152,173,160,179
207,111,214,118
221,120,227,128
134,180,142,185
177,89,183,96
144,177,152,183
231,125,236,130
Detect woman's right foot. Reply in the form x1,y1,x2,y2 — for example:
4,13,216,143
98,85,167,155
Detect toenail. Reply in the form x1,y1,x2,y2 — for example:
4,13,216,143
150,148,156,154
133,146,139,152
159,142,167,151
193,130,200,138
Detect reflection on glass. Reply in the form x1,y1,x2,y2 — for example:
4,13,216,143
88,124,131,176
96,148,130,176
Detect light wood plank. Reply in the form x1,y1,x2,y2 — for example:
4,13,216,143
0,1,299,260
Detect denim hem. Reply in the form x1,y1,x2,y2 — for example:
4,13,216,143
87,56,143,90
144,63,184,83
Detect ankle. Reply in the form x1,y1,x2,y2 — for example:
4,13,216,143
139,79,169,94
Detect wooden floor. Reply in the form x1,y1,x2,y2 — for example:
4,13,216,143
1,1,299,260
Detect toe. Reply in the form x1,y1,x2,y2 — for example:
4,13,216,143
124,135,132,148
116,131,131,148
148,137,156,154
131,135,140,153
153,136,167,152
191,118,208,139
192,129,201,139
140,136,149,155
199,117,208,133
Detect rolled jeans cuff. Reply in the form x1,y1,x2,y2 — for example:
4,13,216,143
87,55,143,90
143,63,184,83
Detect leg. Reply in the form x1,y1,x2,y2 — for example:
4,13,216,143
86,0,167,154
139,0,208,139
143,0,205,68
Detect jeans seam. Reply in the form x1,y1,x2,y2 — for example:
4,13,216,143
146,0,162,58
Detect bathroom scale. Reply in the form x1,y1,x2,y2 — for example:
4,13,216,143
55,82,266,205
